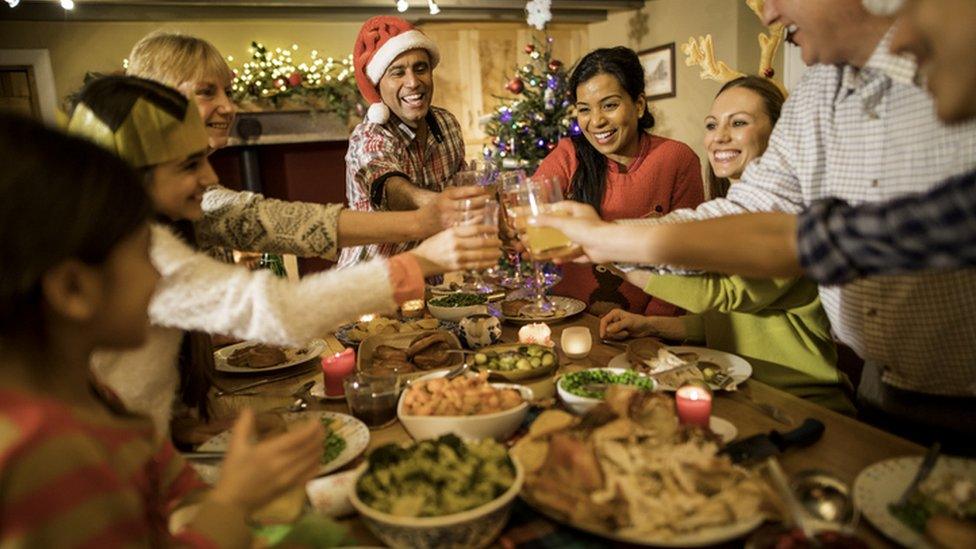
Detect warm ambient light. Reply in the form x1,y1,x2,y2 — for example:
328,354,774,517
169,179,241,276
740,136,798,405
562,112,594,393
560,326,592,359
675,382,713,428
6,0,21,9
396,0,408,12
427,0,440,15
60,0,74,9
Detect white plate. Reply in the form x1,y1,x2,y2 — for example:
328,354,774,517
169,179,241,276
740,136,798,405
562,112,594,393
214,339,327,374
709,416,737,444
500,295,586,324
190,411,370,485
523,494,764,548
854,455,976,548
607,346,752,391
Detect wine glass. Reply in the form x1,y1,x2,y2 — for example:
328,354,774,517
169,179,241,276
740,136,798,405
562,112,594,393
455,196,500,294
516,175,577,317
498,170,529,289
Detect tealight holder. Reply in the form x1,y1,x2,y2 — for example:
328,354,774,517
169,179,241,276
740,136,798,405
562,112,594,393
560,326,592,359
675,380,712,427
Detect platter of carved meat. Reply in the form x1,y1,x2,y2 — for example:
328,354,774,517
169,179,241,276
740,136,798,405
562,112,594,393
356,330,463,382
513,386,776,547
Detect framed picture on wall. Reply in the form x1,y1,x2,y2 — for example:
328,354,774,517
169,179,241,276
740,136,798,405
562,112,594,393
637,42,676,101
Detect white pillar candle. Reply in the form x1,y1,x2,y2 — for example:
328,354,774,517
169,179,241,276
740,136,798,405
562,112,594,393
560,326,592,359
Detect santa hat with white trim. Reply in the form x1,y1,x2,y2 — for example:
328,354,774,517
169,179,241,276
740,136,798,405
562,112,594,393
353,15,440,125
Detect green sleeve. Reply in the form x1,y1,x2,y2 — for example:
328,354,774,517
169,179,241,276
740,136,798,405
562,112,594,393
643,274,802,314
681,314,706,343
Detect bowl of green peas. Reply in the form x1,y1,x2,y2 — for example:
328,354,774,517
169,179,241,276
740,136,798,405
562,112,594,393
557,368,656,415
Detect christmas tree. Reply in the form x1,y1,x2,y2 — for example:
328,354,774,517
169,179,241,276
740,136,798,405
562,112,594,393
482,37,579,171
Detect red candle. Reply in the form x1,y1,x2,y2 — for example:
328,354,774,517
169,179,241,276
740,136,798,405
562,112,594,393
321,348,356,397
675,384,712,427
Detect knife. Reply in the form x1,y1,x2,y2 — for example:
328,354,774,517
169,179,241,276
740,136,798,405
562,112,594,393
896,442,941,506
720,418,825,464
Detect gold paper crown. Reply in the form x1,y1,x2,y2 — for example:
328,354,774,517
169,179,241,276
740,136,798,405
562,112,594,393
682,0,785,92
68,94,208,169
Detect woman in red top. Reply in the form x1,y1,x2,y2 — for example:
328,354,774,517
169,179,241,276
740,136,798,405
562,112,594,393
534,46,704,316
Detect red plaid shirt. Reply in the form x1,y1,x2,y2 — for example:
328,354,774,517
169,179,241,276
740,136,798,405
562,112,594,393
338,106,466,267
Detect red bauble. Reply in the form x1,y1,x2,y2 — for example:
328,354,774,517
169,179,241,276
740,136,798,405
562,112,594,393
287,71,303,87
524,43,535,54
763,67,775,78
548,59,563,72
506,77,525,94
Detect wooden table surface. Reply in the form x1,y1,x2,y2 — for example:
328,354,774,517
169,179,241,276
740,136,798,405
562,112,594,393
212,313,922,547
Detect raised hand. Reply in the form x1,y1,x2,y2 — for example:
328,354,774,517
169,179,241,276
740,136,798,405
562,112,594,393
409,224,502,276
207,409,324,513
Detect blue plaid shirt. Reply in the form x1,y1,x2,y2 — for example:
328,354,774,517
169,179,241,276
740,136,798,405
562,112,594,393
798,169,976,285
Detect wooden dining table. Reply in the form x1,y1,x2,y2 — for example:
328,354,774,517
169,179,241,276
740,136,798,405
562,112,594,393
212,313,923,548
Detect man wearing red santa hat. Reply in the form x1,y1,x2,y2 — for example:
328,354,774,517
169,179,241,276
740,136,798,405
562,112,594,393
339,15,476,266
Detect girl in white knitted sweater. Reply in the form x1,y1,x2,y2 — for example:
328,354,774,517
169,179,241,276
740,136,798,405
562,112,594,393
71,76,500,437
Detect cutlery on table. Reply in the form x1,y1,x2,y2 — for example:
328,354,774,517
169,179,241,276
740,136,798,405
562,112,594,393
599,338,628,350
728,387,794,426
896,442,941,507
720,417,825,465
214,367,316,397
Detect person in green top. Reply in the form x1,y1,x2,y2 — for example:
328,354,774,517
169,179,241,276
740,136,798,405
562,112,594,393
599,76,853,414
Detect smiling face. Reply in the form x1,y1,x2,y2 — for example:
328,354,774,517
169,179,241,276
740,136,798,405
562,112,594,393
574,72,646,164
149,150,217,221
890,0,976,123
378,48,433,128
704,87,774,181
763,0,879,66
178,74,237,150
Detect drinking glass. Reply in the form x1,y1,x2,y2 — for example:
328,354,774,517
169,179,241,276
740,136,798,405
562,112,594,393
517,176,578,317
343,374,399,430
498,170,529,289
455,196,500,294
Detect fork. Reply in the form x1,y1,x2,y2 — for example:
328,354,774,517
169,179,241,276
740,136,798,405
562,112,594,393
730,388,794,426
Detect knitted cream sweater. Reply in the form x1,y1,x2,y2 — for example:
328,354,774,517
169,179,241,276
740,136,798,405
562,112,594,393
91,224,399,435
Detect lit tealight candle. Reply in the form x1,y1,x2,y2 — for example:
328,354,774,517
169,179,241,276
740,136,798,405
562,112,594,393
675,382,712,427
400,299,425,318
358,314,376,323
560,326,592,359
321,348,356,397
518,322,552,347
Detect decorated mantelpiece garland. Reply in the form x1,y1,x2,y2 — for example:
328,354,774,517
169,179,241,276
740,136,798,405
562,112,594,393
229,42,364,120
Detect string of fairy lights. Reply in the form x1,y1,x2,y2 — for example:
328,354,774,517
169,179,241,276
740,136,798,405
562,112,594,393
5,0,75,9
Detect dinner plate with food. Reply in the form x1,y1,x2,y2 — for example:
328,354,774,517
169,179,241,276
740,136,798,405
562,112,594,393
607,339,752,391
469,343,558,381
190,411,370,485
513,385,771,547
854,455,976,548
214,339,327,374
498,295,586,324
334,316,443,348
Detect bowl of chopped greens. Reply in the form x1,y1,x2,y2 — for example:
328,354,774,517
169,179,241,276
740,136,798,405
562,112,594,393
557,367,656,415
427,293,488,322
348,435,524,549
